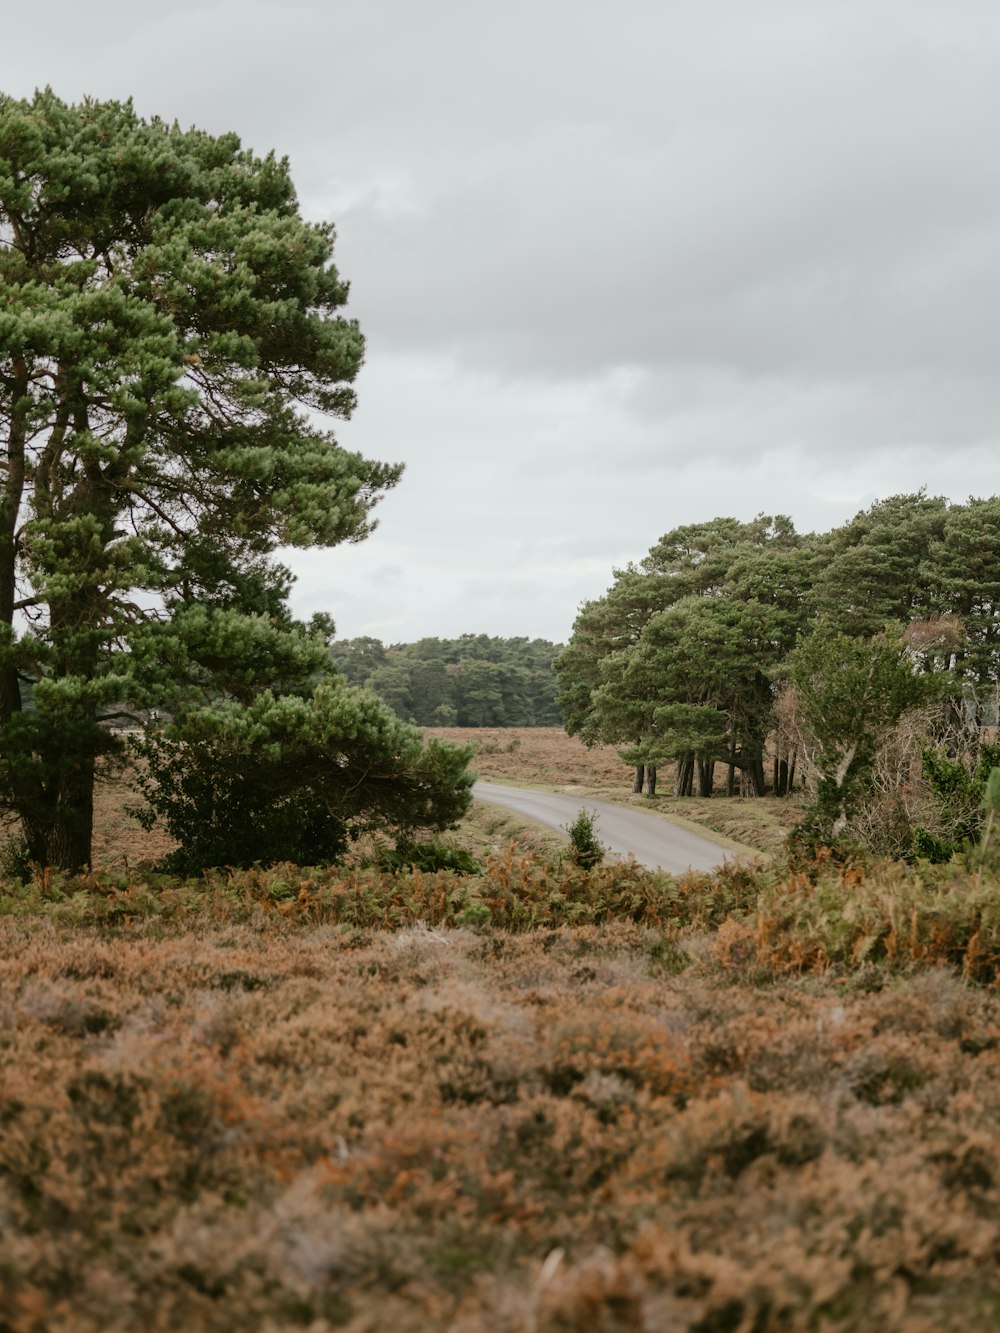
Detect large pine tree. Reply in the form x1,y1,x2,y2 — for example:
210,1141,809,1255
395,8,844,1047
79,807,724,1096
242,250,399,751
0,90,469,869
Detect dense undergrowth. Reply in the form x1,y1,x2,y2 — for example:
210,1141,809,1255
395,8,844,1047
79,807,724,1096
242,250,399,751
2,850,1000,1330
3,850,1000,985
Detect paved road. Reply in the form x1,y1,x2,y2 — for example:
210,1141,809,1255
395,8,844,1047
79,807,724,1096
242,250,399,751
473,782,729,875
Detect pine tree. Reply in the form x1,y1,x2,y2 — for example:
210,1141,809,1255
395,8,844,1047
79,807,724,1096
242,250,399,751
0,90,471,869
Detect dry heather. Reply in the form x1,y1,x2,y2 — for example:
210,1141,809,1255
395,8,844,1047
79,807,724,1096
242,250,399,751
428,726,635,789
2,853,1000,1331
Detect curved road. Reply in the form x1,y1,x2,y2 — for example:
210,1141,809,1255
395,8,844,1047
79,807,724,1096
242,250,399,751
473,782,729,875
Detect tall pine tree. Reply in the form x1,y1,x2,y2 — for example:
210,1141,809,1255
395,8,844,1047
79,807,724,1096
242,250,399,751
0,90,470,869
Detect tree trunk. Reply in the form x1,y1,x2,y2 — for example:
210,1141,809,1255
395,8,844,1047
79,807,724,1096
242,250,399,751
741,764,762,798
777,755,789,797
26,476,110,872
47,760,96,872
645,765,657,797
697,755,714,797
0,354,49,856
788,751,797,791
632,765,645,793
22,757,96,872
676,754,694,797
726,760,736,797
0,356,28,728
27,445,115,871
0,540,21,730
17,724,99,872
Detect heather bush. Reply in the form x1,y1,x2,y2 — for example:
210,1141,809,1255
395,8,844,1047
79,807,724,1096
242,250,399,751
719,858,1000,983
3,915,1000,1330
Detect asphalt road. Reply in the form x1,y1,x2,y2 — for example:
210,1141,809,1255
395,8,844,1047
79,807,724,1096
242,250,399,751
473,782,730,875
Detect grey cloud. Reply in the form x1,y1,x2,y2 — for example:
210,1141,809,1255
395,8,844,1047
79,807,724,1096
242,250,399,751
5,0,1000,641
12,2,1000,385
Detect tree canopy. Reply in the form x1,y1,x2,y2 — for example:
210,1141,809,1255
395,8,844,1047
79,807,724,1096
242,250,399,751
0,90,471,870
329,634,564,727
557,514,811,795
557,495,1000,831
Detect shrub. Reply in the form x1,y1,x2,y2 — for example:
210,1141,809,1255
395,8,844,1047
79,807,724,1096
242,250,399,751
374,838,484,876
564,809,606,870
0,837,33,885
911,744,1000,863
130,681,474,873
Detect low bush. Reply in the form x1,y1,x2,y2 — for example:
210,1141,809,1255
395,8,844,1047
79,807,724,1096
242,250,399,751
372,836,484,876
563,808,606,870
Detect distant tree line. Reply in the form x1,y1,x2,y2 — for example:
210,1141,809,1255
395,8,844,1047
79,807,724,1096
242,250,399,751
330,634,564,727
555,493,1000,857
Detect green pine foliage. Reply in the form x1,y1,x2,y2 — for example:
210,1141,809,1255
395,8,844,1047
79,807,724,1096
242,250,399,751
0,90,471,870
329,634,564,726
564,809,606,870
558,494,1000,858
556,515,811,797
130,680,475,874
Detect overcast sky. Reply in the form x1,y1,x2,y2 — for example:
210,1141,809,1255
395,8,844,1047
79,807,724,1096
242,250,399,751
5,1,1000,644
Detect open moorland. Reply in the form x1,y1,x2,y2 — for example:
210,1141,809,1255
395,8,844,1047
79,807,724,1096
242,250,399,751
3,810,1000,1327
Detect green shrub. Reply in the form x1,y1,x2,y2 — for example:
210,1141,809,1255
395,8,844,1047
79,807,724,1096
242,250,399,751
911,744,1000,863
374,838,484,876
0,837,33,885
564,809,606,871
130,680,474,874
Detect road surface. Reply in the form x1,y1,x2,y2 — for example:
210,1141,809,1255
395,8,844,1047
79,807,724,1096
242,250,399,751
473,782,729,875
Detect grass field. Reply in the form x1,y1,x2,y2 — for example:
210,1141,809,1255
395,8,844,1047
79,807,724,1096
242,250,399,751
2,729,999,1330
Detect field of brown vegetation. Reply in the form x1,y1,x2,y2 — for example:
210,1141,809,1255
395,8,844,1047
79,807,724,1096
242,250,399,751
429,726,636,789
2,850,1000,1330
4,730,999,1327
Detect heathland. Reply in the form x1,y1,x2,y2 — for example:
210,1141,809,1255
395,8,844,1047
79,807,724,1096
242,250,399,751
2,729,1000,1331
4,91,1000,1332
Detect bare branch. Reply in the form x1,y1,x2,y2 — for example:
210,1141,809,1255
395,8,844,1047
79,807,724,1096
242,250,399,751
115,483,189,538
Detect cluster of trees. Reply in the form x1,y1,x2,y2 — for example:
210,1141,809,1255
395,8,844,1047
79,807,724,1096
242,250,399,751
556,495,1000,851
329,634,563,727
0,91,473,873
